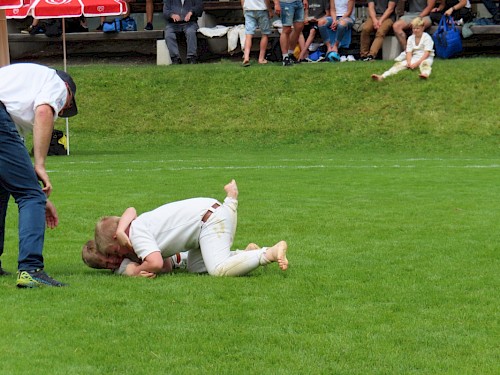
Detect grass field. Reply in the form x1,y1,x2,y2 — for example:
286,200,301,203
0,58,498,374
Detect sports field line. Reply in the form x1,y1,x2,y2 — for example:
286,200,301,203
47,163,500,174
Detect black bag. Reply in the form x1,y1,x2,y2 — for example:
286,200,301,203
48,129,67,156
265,37,282,62
44,19,62,37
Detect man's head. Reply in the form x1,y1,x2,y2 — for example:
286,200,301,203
55,70,78,118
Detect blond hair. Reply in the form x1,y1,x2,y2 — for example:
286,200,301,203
411,17,425,28
94,216,120,255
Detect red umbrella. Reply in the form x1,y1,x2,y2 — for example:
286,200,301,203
0,0,23,66
6,0,128,69
2,0,128,154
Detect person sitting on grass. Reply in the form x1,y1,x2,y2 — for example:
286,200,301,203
371,17,434,81
84,179,288,278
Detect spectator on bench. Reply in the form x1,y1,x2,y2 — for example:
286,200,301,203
359,0,398,61
481,0,500,23
96,0,154,31
317,0,355,62
430,0,474,25
297,0,330,62
163,0,204,64
393,0,435,50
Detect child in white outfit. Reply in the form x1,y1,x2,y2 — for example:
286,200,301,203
372,17,435,81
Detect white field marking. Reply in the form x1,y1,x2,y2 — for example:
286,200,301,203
46,163,500,174
58,157,499,165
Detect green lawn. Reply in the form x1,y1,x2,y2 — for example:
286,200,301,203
0,58,498,374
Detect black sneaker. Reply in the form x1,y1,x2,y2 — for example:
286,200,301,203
171,57,182,65
282,55,293,66
96,23,103,31
288,53,299,63
22,25,45,35
362,55,374,62
187,57,197,64
144,22,153,31
0,267,11,276
17,269,67,288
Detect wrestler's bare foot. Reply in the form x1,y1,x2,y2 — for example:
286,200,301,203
371,74,383,81
265,241,288,271
245,243,260,250
224,179,238,200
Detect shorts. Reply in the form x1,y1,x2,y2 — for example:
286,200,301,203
244,10,272,35
399,12,432,25
280,0,305,26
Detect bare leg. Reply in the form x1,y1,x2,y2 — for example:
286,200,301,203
258,35,268,64
264,241,288,271
243,34,252,65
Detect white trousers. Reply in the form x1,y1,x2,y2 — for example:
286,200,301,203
382,57,433,78
187,197,268,276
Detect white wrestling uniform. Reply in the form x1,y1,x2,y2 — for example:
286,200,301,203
126,197,269,276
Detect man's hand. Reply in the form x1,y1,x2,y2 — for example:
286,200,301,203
171,14,181,22
45,199,59,229
184,11,192,22
34,165,52,196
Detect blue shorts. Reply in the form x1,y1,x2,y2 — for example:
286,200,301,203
244,10,272,35
280,0,305,26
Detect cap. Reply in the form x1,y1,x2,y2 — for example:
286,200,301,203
55,70,78,118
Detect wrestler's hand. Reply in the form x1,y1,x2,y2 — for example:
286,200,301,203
115,230,133,250
138,271,157,279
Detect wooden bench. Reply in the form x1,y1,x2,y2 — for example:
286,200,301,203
7,0,500,61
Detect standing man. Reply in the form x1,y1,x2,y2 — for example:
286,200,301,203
392,0,435,50
274,0,309,66
163,0,204,64
0,63,78,288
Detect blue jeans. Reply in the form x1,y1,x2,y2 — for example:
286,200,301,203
0,103,46,271
319,16,354,48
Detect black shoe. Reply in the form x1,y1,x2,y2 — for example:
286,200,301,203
96,23,103,31
144,22,153,31
282,55,293,66
17,269,67,288
171,57,182,65
0,267,11,276
187,57,197,64
362,55,374,62
24,25,45,35
288,54,299,63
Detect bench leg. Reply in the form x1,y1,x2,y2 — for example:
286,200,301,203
157,39,172,65
382,36,403,61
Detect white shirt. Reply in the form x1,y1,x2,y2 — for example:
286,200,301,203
332,0,354,18
406,32,435,61
129,197,219,261
243,0,268,10
0,63,67,136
